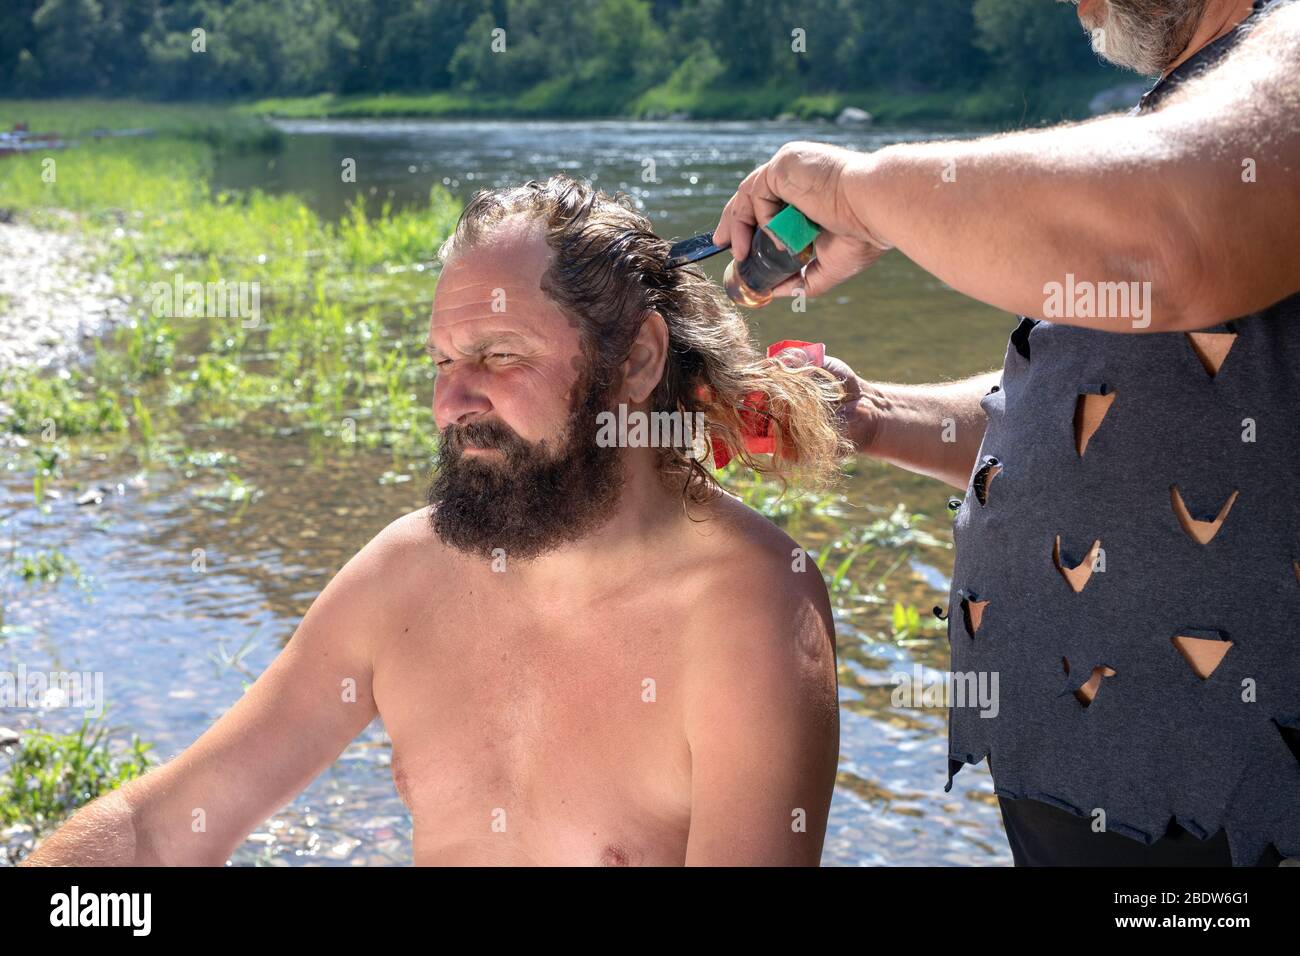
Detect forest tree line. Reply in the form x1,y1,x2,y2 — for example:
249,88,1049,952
0,0,1106,101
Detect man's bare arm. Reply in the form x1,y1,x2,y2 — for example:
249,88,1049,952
683,548,838,865
848,1,1300,333
14,786,158,865
20,513,415,866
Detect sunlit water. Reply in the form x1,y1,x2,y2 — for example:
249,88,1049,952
2,119,1018,865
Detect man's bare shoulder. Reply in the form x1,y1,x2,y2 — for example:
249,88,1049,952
683,490,829,598
1166,0,1300,109
678,490,835,668
357,505,460,584
365,505,437,559
332,506,465,619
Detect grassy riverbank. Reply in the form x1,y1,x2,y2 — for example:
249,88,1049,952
0,99,948,628
0,99,281,150
244,71,1122,127
1,102,953,855
0,109,455,468
1,72,1122,135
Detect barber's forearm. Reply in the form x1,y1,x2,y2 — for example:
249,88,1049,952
852,371,999,491
850,107,1298,333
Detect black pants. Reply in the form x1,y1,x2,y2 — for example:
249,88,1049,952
998,796,1285,866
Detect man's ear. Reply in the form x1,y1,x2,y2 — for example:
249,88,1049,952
622,309,669,404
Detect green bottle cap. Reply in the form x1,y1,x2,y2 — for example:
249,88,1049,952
764,204,820,255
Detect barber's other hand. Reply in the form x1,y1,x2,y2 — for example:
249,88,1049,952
712,141,890,300
771,346,872,454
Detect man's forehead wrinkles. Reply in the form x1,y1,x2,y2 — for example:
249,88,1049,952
434,281,561,321
431,313,544,338
435,298,551,321
442,277,540,298
426,323,543,355
431,287,569,340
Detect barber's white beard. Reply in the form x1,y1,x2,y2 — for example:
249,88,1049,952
1085,0,1207,76
1089,10,1168,74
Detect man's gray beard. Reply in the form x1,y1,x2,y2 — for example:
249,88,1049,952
1085,0,1210,75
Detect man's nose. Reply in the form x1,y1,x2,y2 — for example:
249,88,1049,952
434,369,493,429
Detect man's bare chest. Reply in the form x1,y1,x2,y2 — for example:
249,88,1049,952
371,602,694,864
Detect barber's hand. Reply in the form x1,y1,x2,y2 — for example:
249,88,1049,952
713,141,891,300
771,346,872,455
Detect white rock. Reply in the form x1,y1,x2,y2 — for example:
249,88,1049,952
835,107,874,126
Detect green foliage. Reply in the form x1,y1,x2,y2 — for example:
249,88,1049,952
0,719,154,845
891,601,922,640
338,187,460,269
585,0,668,88
0,99,280,150
974,0,1102,83
14,549,84,585
28,444,63,511
0,123,451,469
344,0,485,93
30,0,105,94
0,0,1120,122
838,0,989,90
0,368,127,437
0,129,209,214
657,37,725,95
812,503,947,603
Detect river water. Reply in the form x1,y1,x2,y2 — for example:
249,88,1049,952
3,118,1017,865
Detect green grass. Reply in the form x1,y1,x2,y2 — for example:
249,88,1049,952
245,71,1121,126
0,369,127,437
240,82,640,121
0,99,281,150
242,91,488,119
630,71,1128,125
0,718,154,862
0,125,457,467
13,549,86,587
